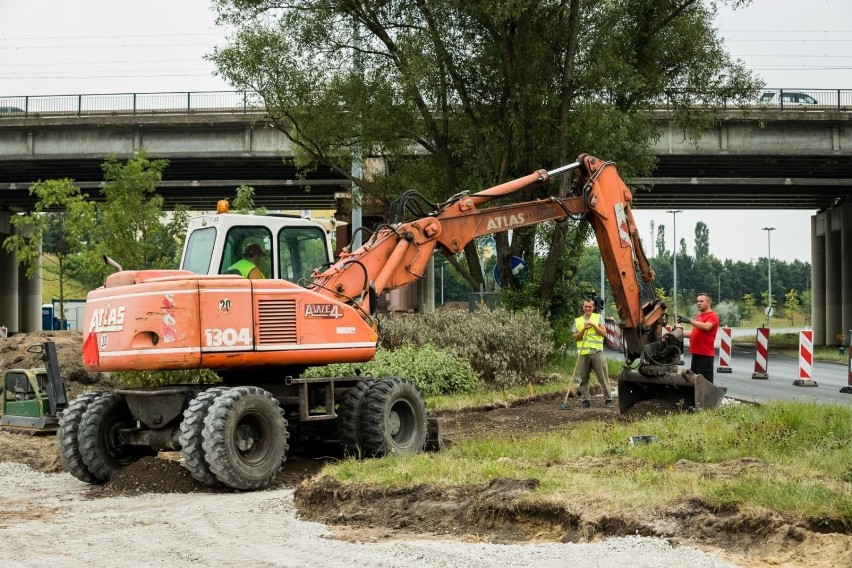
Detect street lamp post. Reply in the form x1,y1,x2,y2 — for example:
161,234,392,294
666,210,683,321
762,227,776,326
717,268,726,304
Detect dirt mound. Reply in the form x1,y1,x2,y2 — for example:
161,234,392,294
102,456,222,496
295,475,852,567
0,431,62,473
0,331,113,398
100,453,330,495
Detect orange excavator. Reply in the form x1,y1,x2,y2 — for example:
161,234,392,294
61,154,724,491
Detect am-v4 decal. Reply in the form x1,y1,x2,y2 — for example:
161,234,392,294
304,303,343,318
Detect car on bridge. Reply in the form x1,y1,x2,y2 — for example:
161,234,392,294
759,90,818,106
0,106,25,115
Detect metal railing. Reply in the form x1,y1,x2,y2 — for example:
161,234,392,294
0,91,265,118
1,88,851,119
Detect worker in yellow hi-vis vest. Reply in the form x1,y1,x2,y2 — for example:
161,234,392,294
572,298,613,409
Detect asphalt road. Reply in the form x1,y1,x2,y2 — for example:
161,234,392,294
685,327,852,406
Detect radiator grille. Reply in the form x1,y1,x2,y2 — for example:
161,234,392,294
258,299,298,344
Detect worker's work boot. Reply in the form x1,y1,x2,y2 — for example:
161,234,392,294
604,399,614,408
581,400,591,408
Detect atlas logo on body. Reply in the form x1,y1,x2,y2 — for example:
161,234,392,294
88,306,126,333
486,212,525,231
305,304,343,318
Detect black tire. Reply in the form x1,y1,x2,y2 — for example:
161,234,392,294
359,378,427,457
201,387,289,490
78,393,152,483
178,387,228,486
57,392,105,484
336,380,374,458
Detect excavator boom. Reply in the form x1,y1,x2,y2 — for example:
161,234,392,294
310,154,658,364
310,154,724,413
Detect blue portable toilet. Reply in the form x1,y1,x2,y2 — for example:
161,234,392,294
42,304,54,330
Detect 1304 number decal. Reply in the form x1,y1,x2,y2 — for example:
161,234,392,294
204,327,252,347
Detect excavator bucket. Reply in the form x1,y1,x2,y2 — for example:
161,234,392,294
617,367,727,414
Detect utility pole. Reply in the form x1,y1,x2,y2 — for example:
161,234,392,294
666,210,683,321
762,227,775,326
649,220,655,259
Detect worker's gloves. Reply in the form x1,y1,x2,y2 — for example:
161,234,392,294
676,315,691,325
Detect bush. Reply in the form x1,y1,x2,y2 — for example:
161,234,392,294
715,301,742,327
379,306,554,388
303,344,479,397
114,369,221,388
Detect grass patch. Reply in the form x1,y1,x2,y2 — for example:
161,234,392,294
427,351,622,411
322,401,852,524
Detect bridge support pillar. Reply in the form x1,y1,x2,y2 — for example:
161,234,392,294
812,215,826,345
0,215,44,335
20,255,42,332
813,203,852,346
842,204,852,345
0,214,20,334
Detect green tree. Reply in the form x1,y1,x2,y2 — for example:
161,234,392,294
6,152,189,298
656,224,667,258
210,0,760,324
694,221,709,260
231,184,267,215
70,151,188,288
784,288,800,326
2,179,95,327
742,292,756,325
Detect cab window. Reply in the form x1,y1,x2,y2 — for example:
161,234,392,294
182,226,216,274
278,227,330,284
5,372,34,400
220,227,274,278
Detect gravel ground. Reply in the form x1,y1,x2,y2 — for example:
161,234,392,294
0,462,732,567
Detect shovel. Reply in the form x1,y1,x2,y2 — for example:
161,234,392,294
559,331,589,410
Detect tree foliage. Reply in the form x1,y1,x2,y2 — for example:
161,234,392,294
4,151,188,296
2,179,95,324
210,0,760,325
694,221,709,259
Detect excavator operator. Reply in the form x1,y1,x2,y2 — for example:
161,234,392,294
228,243,266,279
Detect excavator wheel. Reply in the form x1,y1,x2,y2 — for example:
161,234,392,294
201,387,289,490
57,391,106,484
336,379,374,458
358,378,427,457
178,387,228,486
78,393,156,482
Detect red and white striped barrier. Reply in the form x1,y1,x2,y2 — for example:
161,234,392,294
751,327,770,379
793,329,818,387
716,326,732,373
842,328,852,394
604,319,623,352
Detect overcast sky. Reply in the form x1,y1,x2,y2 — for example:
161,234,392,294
1,0,849,263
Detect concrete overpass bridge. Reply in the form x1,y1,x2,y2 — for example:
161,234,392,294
1,90,851,343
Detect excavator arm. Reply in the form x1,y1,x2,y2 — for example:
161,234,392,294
309,154,663,364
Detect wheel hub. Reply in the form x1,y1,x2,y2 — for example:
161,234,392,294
235,423,257,452
387,411,401,436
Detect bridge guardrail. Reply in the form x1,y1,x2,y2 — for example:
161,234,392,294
0,91,266,118
1,88,851,119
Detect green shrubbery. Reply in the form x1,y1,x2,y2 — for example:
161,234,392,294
302,344,479,397
378,306,554,388
114,369,221,388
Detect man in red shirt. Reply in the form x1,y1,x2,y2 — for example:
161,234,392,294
678,292,720,382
